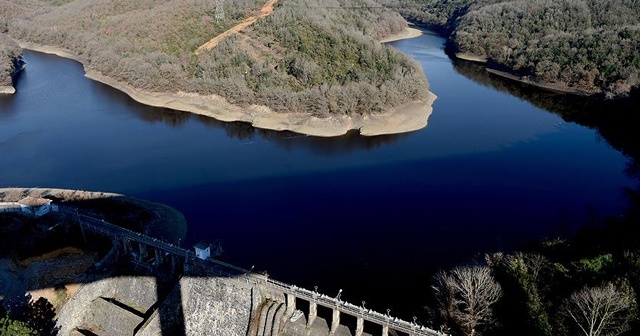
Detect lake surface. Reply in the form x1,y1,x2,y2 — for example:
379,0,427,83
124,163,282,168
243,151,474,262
0,31,636,320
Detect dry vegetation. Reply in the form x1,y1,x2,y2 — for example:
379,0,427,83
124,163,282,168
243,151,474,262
0,0,430,116
0,33,21,87
388,0,640,98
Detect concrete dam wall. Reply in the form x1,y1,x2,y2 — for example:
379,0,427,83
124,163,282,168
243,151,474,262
55,274,368,336
52,209,436,336
55,274,292,336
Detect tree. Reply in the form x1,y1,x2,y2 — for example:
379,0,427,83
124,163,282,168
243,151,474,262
0,312,36,336
21,298,58,336
433,265,503,336
0,296,58,336
492,252,553,336
563,282,638,336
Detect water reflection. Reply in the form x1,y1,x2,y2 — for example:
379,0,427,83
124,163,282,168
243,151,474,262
135,107,192,128
2,36,638,323
0,95,18,120
126,103,408,154
88,75,408,154
0,70,23,121
452,60,640,168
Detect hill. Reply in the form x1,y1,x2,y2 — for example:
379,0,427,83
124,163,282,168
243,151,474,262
0,0,434,135
389,0,640,98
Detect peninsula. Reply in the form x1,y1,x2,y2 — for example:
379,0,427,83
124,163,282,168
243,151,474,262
0,0,436,136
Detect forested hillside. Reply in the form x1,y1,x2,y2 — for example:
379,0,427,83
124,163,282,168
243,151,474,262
0,34,21,88
0,0,429,116
428,200,640,336
387,0,640,97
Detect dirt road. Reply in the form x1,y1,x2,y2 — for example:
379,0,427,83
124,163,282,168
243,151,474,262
195,0,279,54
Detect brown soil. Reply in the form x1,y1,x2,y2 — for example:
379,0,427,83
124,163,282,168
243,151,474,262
19,247,86,266
29,283,81,310
195,0,279,54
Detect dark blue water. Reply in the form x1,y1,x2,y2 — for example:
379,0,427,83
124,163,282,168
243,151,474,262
0,31,634,319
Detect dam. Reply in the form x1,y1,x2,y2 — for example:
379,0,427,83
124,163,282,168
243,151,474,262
55,208,444,336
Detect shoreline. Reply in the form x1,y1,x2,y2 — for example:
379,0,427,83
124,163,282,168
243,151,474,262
485,68,596,96
17,39,436,137
443,33,599,97
380,27,423,43
455,52,488,63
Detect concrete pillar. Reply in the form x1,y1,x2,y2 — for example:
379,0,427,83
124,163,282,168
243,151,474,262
154,248,163,265
139,243,148,261
330,309,340,334
355,317,363,336
171,255,177,274
382,325,389,336
307,302,317,328
285,294,296,318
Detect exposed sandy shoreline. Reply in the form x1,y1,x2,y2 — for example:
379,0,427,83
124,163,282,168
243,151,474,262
17,39,436,137
455,52,488,63
380,27,423,43
486,68,596,96
0,85,15,94
453,51,597,96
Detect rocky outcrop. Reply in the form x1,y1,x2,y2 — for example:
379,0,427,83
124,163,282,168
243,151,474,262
0,252,95,301
0,56,24,95
0,85,15,94
0,34,24,94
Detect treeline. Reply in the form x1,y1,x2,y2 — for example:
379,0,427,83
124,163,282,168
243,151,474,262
428,195,640,336
0,34,20,87
385,0,640,98
0,0,429,116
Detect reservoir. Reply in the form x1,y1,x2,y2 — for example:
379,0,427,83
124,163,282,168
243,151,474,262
0,31,637,320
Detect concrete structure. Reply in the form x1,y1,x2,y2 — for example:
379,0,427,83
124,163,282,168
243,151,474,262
194,242,211,260
18,196,55,217
0,197,58,217
0,202,22,214
71,211,443,336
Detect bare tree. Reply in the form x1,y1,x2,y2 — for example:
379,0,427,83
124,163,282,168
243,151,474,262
433,269,457,331
433,265,503,336
563,282,638,336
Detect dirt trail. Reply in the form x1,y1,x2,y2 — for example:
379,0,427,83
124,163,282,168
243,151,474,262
195,0,278,54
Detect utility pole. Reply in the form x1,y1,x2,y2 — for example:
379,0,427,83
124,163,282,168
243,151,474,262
215,0,225,22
